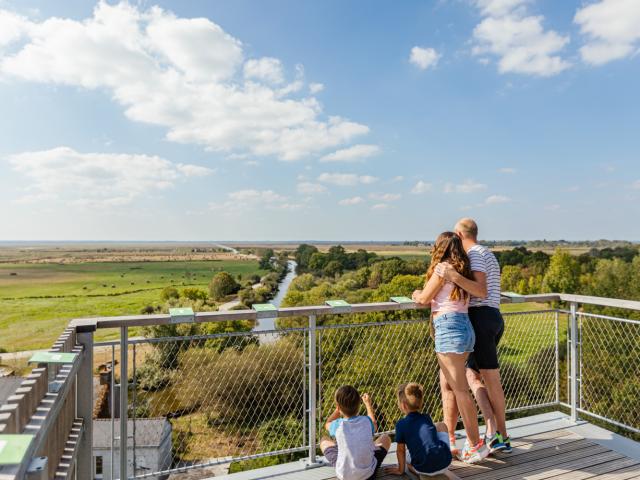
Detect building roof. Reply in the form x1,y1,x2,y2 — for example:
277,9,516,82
93,418,171,449
0,377,23,405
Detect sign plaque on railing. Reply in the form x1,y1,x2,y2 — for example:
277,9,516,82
28,352,77,364
252,303,278,318
0,434,33,465
169,307,195,324
325,299,352,314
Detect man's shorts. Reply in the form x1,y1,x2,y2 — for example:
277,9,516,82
467,306,504,371
323,445,387,480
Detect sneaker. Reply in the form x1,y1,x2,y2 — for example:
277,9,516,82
450,441,461,458
460,440,489,464
488,432,507,454
502,436,512,453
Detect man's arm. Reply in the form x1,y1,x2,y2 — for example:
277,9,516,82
362,393,378,431
324,407,341,433
435,263,488,299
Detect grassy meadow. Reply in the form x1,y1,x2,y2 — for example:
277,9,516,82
0,259,267,351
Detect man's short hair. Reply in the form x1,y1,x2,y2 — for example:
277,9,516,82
335,385,361,416
455,218,478,240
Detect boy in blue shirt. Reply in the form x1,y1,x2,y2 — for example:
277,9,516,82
320,385,391,480
385,383,453,478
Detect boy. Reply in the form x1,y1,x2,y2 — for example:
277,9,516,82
320,385,391,480
384,383,453,478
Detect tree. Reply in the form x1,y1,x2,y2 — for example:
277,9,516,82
294,244,318,270
323,260,343,278
542,249,580,293
160,286,179,301
259,249,275,270
209,272,240,301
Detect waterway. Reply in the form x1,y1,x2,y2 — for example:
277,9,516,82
252,260,297,333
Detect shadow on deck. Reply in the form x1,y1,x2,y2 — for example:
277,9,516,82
213,412,640,480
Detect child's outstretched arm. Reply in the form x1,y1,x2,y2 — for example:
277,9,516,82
361,393,378,431
324,407,341,433
383,443,406,476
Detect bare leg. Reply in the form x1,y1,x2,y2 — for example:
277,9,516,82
466,368,497,437
480,369,508,437
437,353,480,445
320,436,336,453
375,433,391,451
440,369,459,445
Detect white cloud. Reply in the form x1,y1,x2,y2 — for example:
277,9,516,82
409,46,441,70
338,196,364,206
371,203,389,210
411,180,432,194
369,192,401,201
296,182,327,194
472,0,570,76
632,180,640,190
0,2,369,161
228,189,286,203
243,57,284,84
485,194,510,204
574,0,640,65
498,167,516,174
444,179,487,193
317,173,379,186
309,82,324,94
8,146,212,207
392,175,404,182
319,144,381,163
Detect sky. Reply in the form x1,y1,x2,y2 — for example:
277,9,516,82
0,0,639,242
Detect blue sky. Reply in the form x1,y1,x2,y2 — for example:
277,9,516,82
0,0,639,241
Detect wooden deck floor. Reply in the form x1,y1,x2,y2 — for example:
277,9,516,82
215,413,640,480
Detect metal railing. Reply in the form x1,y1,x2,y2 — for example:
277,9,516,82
2,293,639,479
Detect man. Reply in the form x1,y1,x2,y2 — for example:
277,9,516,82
435,218,511,454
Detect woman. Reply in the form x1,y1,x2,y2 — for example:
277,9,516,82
411,232,489,464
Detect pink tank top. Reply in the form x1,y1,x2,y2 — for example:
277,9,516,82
431,281,469,315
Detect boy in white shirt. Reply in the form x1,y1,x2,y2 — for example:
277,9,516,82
320,385,391,480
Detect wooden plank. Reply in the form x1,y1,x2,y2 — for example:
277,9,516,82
498,450,624,480
464,444,612,479
592,463,640,479
552,457,640,480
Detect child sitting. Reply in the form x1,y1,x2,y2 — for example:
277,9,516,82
385,383,453,478
320,385,391,480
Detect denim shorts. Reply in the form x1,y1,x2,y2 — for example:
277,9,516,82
433,312,475,354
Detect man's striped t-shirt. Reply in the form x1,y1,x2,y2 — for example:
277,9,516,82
467,244,501,309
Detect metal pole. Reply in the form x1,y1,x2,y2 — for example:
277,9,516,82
111,345,115,480
120,327,128,480
569,302,578,422
555,310,559,405
308,315,317,464
132,344,137,476
76,332,94,480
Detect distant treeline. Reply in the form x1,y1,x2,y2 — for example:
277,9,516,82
404,240,638,248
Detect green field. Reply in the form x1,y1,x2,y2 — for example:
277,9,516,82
0,260,267,351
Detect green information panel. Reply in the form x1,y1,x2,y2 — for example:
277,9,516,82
390,296,415,304
253,303,277,312
0,434,33,465
29,351,77,364
325,300,350,307
169,307,195,323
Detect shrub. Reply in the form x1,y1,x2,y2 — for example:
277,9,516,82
181,287,208,301
209,272,240,301
160,286,180,301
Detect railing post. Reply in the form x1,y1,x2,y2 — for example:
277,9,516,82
77,331,94,480
308,315,317,464
569,302,579,422
554,310,559,405
120,327,128,480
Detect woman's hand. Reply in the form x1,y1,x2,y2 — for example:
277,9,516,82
411,289,423,303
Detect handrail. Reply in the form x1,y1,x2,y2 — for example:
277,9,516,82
70,292,640,332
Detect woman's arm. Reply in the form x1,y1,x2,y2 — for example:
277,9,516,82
412,273,444,305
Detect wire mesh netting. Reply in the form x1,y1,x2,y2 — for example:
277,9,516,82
579,313,640,433
129,330,307,478
317,311,559,437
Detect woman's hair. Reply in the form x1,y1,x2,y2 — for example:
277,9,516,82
426,231,473,301
397,382,424,411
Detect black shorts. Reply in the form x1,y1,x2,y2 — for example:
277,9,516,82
323,445,387,480
466,306,504,371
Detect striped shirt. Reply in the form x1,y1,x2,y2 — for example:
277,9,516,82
467,244,501,309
